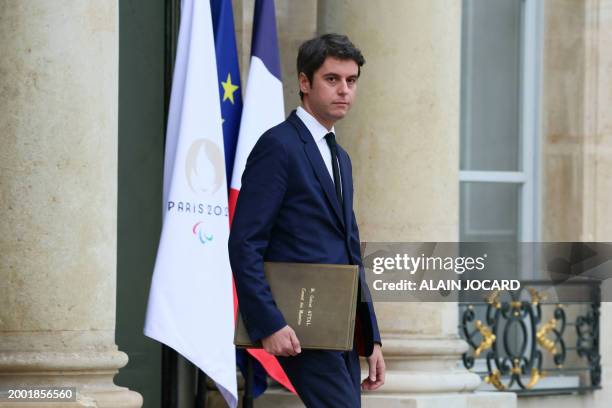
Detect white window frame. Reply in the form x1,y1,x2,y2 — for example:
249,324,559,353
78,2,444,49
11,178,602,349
460,0,543,243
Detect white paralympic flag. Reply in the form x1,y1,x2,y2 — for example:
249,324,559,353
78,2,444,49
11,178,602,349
144,0,237,406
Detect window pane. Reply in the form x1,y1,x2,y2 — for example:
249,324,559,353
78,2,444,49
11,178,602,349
460,182,520,241
460,0,522,171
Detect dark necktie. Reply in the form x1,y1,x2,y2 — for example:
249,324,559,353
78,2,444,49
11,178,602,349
324,132,343,207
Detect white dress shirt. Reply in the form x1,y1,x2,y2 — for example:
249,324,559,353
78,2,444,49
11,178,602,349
296,106,342,193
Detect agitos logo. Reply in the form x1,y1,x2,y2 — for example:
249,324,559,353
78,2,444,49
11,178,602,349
192,222,213,244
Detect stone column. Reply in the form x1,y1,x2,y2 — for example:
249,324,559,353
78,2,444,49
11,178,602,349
0,1,141,407
314,1,515,406
528,1,612,408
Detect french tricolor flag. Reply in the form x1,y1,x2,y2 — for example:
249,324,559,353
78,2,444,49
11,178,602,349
228,0,296,396
229,0,284,217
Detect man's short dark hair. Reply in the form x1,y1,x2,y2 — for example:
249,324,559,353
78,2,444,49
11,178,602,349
297,33,365,100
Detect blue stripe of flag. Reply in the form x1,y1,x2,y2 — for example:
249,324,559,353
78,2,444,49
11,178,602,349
251,0,282,81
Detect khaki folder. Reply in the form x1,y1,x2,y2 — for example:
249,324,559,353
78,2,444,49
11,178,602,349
234,262,359,351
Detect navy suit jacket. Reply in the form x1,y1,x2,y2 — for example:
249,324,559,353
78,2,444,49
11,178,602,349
229,110,381,357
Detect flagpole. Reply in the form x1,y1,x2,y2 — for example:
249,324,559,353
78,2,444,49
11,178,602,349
161,1,180,407
195,369,208,407
243,357,254,408
161,346,178,407
164,0,180,131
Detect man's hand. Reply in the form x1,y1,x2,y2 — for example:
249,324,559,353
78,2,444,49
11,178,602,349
361,344,385,391
261,325,302,356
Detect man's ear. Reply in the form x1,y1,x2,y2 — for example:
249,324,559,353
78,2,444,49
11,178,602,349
298,72,311,95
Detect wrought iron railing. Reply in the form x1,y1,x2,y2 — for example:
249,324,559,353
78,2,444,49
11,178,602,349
459,281,601,395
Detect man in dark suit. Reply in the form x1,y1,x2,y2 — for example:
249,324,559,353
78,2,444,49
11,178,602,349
229,33,385,407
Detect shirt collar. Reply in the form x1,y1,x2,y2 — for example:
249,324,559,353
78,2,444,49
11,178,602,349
296,106,335,143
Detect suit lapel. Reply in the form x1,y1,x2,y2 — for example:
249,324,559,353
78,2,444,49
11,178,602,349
288,112,346,230
338,148,353,231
